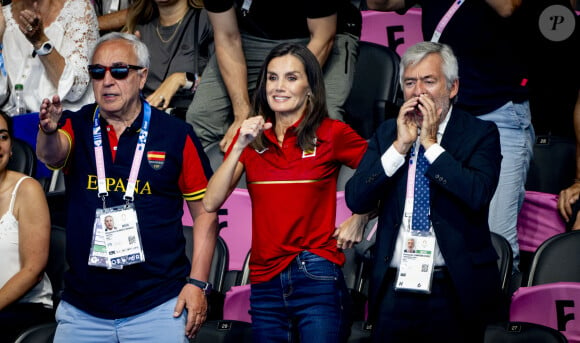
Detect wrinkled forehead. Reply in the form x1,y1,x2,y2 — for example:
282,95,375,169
92,40,137,65
404,54,443,79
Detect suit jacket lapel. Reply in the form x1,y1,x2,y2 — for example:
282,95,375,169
440,107,468,156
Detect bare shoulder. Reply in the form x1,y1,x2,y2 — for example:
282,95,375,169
8,171,44,197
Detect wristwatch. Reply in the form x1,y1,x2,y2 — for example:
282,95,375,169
186,277,213,295
183,72,200,92
33,41,54,57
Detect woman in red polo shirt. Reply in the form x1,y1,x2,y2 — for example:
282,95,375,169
203,42,369,343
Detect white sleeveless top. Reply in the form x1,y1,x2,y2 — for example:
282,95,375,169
0,176,53,308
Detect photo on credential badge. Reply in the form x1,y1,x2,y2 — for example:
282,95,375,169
103,214,116,231
405,238,416,253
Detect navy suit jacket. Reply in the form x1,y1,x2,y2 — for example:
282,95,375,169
346,107,506,325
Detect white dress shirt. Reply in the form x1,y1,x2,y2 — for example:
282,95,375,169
380,107,453,268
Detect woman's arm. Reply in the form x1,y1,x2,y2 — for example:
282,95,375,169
54,0,99,101
202,143,246,213
0,176,50,310
98,8,127,32
203,116,272,212
558,90,580,226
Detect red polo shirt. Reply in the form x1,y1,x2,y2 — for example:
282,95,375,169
237,118,367,283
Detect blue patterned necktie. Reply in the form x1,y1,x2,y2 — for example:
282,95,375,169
412,145,430,231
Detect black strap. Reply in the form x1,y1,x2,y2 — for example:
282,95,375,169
192,8,201,77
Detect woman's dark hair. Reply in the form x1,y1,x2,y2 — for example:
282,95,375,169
250,43,329,152
0,110,14,140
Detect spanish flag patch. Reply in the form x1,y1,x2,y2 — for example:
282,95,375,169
302,146,316,158
147,151,166,170
302,138,317,158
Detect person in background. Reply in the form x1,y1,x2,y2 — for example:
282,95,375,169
124,0,213,119
521,0,580,231
95,0,131,33
346,41,505,342
0,0,99,114
36,32,218,342
187,0,362,151
203,43,369,342
558,90,580,230
0,110,53,343
517,0,579,197
367,0,533,273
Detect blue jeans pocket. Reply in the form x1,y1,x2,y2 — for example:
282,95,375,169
297,251,339,281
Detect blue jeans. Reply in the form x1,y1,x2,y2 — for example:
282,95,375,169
478,101,534,272
249,251,352,343
53,297,187,343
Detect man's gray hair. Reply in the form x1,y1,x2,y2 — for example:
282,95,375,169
90,32,150,69
399,41,458,91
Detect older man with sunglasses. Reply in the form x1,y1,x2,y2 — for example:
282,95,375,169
36,32,218,343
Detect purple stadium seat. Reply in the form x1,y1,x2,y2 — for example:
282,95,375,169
510,282,580,343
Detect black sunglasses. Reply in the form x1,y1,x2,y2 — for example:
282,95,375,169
88,64,144,80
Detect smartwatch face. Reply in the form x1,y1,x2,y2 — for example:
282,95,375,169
36,42,53,56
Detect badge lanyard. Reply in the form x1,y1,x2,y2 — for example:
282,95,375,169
431,0,465,43
93,102,151,205
404,140,419,226
396,139,436,293
88,103,151,269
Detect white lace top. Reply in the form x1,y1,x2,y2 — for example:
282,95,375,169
0,176,52,308
0,0,99,112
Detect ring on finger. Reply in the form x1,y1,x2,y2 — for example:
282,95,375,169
26,25,33,32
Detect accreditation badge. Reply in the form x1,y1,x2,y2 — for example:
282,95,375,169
88,204,145,269
101,204,145,268
88,208,121,269
394,231,436,293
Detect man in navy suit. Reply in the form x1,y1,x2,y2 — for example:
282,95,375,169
345,41,506,342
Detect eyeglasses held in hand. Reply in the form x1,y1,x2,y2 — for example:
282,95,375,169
88,64,144,80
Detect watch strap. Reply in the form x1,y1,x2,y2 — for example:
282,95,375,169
183,72,195,90
186,277,212,295
33,41,53,57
